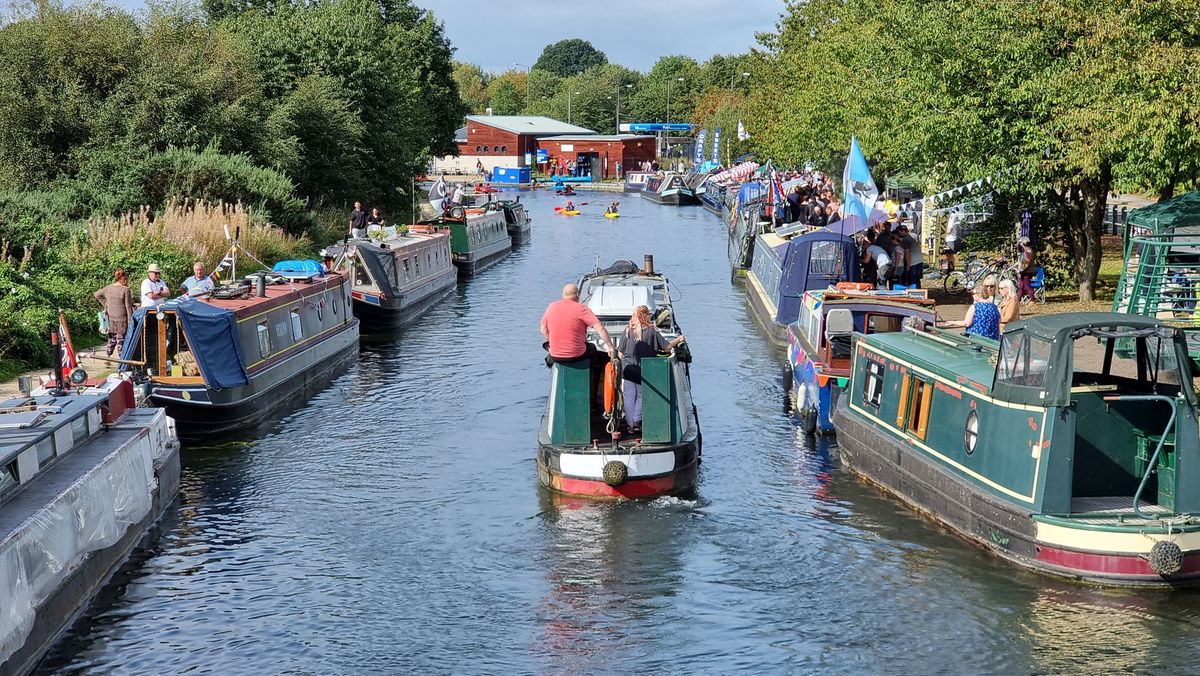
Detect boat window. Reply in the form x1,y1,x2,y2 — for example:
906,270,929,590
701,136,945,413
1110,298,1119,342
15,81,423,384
35,436,55,468
316,301,324,322
415,257,421,276
290,309,302,341
257,321,271,358
809,240,845,277
896,375,933,439
333,295,339,315
403,258,411,280
71,412,89,443
0,460,17,496
427,252,432,269
868,314,902,333
501,145,507,152
475,145,481,152
965,410,979,455
864,359,885,408
996,333,1051,388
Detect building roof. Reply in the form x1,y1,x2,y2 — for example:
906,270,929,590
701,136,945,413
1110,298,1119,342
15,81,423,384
539,134,655,142
453,126,467,143
466,115,595,136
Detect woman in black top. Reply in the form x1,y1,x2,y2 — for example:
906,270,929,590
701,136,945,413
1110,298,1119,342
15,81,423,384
367,208,385,226
617,305,685,432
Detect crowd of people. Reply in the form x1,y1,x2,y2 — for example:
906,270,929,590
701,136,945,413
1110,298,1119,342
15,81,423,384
857,218,924,290
93,261,219,356
348,201,388,238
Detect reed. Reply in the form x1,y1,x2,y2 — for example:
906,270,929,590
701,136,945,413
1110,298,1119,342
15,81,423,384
70,199,314,268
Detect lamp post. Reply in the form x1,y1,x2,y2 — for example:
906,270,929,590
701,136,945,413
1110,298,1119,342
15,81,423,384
567,90,580,124
729,70,750,92
665,77,684,158
612,83,632,134
512,62,530,111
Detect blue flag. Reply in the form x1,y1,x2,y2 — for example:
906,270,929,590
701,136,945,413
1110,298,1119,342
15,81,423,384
693,129,708,166
842,136,878,225
711,127,722,164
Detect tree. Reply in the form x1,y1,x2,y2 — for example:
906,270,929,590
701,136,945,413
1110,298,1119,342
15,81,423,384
453,62,490,113
626,55,702,124
489,80,523,115
689,89,749,165
750,0,1200,301
532,38,608,78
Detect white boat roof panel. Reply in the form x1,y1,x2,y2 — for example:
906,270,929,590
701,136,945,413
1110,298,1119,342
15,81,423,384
586,285,655,317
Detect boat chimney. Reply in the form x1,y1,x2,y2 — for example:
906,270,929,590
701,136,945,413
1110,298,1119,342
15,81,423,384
255,273,267,297
643,254,654,275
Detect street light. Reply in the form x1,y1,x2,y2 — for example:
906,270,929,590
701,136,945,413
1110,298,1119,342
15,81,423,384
567,90,580,124
666,76,685,123
729,71,750,92
512,62,530,110
610,83,633,134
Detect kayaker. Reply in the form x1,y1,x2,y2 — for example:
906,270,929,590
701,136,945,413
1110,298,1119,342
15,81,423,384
565,200,575,212
605,202,619,215
540,283,617,364
617,305,686,433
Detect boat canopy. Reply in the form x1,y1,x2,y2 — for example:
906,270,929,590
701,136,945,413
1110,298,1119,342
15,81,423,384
355,243,399,292
780,230,861,297
120,299,250,388
992,313,1188,407
1127,190,1200,233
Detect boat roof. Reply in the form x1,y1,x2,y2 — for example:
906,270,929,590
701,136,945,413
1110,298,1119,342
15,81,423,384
586,285,655,317
863,330,998,392
1006,312,1168,341
185,272,346,319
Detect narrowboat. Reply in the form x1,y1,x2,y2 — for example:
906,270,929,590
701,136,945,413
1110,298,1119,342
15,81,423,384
640,172,697,206
119,260,359,439
537,257,701,500
322,228,457,333
834,312,1200,587
623,171,655,192
744,228,861,347
495,197,532,241
418,206,511,277
788,286,936,434
700,177,725,217
0,374,178,674
726,181,771,275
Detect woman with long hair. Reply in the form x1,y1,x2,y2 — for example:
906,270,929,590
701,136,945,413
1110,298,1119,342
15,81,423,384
617,305,686,433
94,268,134,356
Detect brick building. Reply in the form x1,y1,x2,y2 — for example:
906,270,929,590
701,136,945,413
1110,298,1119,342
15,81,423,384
536,135,657,180
432,115,595,174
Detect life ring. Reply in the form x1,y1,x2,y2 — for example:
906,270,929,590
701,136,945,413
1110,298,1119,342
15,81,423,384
448,205,465,219
603,360,618,416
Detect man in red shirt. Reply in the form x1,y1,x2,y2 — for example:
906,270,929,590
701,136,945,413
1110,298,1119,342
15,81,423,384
540,283,616,363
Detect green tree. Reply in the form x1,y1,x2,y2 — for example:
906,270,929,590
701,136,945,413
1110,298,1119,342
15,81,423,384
265,75,366,204
453,62,491,113
627,55,702,124
750,0,1200,300
532,38,608,78
529,64,642,133
489,80,523,115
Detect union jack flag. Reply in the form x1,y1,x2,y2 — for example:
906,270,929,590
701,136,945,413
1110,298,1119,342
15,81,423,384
57,311,78,382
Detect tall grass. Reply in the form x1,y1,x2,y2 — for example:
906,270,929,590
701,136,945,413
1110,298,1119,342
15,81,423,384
69,198,315,272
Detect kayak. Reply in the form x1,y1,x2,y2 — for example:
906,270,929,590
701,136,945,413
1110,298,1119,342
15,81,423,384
561,210,581,216
604,212,620,219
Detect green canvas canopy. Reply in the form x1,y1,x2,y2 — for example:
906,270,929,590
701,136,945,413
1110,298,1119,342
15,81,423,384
1127,190,1200,233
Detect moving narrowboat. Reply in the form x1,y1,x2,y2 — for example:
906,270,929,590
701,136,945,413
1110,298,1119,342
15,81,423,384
640,172,697,206
538,257,701,500
418,206,511,277
744,228,861,346
119,260,359,439
323,228,457,333
495,198,532,241
835,312,1200,587
789,286,936,434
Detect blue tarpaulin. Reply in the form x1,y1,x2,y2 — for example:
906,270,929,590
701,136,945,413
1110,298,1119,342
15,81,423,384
119,301,249,388
273,260,323,277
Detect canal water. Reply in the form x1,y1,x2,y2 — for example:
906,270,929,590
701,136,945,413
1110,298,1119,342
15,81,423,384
41,191,1200,673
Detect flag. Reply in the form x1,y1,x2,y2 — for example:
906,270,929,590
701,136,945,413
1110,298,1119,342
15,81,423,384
711,128,722,164
693,129,708,167
842,136,878,224
737,120,750,141
58,310,78,384
428,177,448,213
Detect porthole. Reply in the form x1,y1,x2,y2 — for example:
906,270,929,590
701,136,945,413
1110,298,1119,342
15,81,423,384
475,145,482,152
965,409,979,455
501,145,507,152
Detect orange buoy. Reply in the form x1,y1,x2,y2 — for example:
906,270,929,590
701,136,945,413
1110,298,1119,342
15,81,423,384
603,361,618,415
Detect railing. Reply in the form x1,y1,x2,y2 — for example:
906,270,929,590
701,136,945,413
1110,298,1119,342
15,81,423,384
1102,394,1177,518
1104,204,1130,236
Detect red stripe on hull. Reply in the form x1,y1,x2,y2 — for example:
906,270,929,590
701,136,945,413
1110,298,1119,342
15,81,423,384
546,467,696,500
1036,545,1200,580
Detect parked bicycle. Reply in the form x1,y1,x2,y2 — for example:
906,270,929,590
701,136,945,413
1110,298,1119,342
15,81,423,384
943,254,1011,295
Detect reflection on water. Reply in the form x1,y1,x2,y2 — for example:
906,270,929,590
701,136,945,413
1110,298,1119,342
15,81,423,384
37,191,1200,673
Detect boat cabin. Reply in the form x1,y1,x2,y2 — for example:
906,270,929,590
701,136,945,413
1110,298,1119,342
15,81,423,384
748,229,861,334
849,313,1200,518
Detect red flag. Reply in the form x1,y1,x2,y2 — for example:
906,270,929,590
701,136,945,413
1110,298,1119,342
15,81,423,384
58,311,78,383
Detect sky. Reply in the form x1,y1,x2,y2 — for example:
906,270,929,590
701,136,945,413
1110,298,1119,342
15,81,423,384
94,0,786,72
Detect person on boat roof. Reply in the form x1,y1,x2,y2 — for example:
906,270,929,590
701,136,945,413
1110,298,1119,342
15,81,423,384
938,284,1001,340
618,305,685,433
540,283,616,364
605,202,619,215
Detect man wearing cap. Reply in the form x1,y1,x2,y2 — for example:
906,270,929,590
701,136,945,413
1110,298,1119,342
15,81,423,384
141,264,170,308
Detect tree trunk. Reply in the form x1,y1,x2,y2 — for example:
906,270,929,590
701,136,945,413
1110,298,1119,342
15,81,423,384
1051,162,1112,302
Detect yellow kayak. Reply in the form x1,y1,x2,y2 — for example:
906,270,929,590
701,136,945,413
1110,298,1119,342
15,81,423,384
561,210,581,216
604,212,620,219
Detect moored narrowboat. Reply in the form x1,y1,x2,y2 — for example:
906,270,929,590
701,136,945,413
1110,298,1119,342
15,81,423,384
640,172,697,206
418,206,511,276
744,228,861,346
834,312,1200,587
495,197,532,241
623,171,655,192
119,260,359,439
789,286,936,434
323,228,457,333
537,258,701,500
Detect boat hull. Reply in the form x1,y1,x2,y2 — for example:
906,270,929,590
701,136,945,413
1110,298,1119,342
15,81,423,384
833,400,1200,587
641,190,697,206
743,268,789,347
453,238,511,277
352,268,457,333
537,440,700,500
150,320,360,440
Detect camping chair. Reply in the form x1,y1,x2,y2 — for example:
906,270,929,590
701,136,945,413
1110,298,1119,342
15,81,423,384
825,308,855,359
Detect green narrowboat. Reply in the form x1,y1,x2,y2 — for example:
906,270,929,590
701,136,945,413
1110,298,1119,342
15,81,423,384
835,312,1200,587
415,205,511,276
